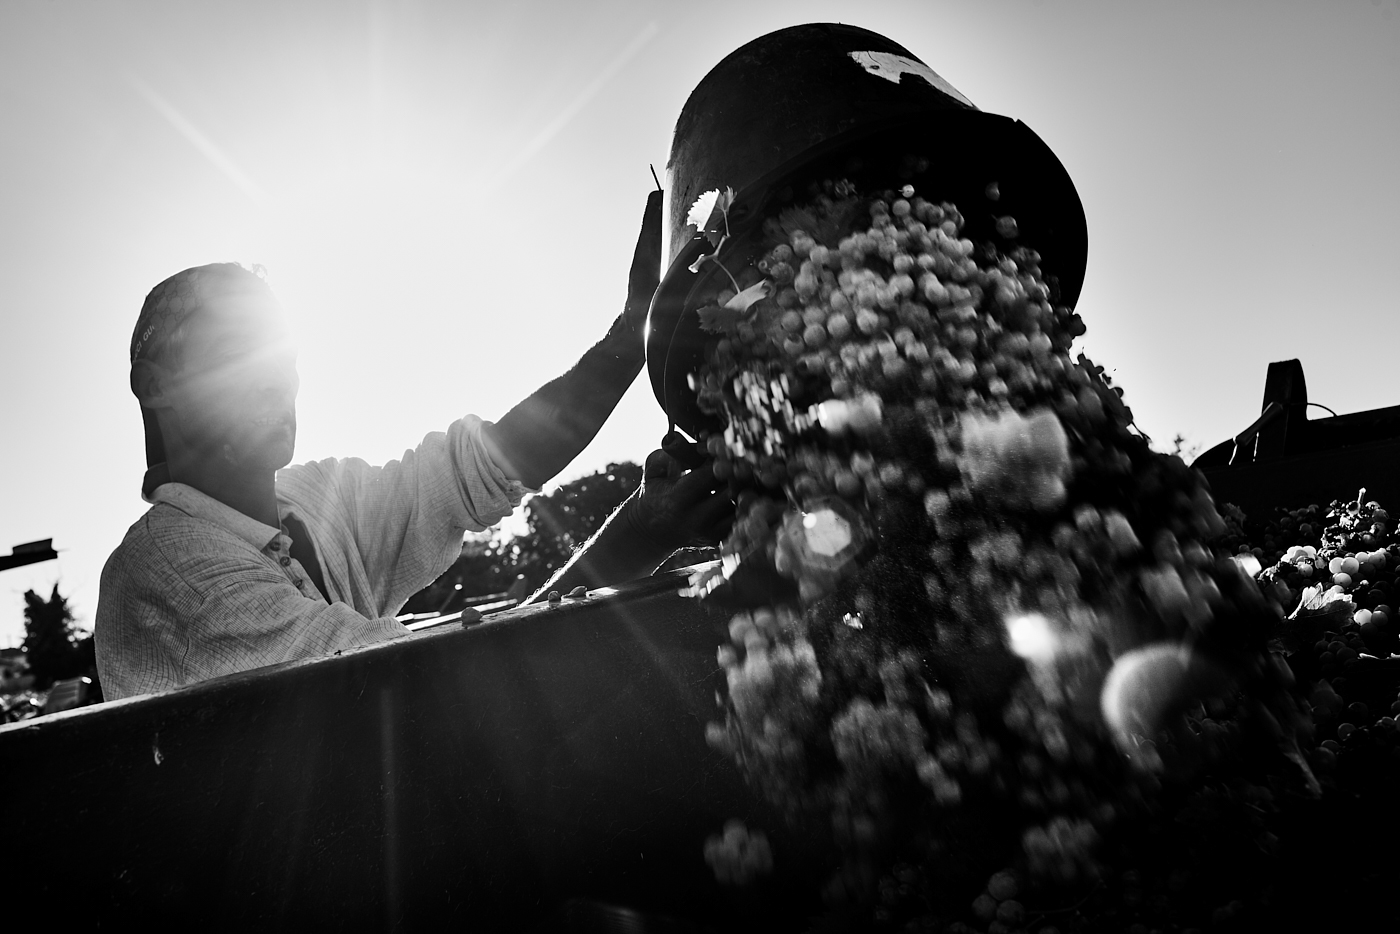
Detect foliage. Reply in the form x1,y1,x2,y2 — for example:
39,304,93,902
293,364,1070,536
1168,433,1202,462
21,585,97,691
510,461,644,589
400,461,643,614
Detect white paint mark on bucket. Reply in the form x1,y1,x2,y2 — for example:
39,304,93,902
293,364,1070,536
848,51,975,108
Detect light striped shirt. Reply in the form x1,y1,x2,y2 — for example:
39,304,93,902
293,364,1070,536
96,415,527,700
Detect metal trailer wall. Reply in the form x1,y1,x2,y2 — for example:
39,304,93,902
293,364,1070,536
1201,436,1400,521
0,571,824,931
1195,360,1400,519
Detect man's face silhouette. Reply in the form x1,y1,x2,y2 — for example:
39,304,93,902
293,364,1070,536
162,294,300,473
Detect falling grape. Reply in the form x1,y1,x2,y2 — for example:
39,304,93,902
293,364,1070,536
679,167,1354,934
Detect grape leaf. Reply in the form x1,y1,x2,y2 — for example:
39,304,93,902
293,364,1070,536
725,279,770,312
687,186,738,247
715,186,736,216
687,189,720,232
696,282,770,334
763,194,867,247
697,304,744,334
766,205,822,243
708,188,736,246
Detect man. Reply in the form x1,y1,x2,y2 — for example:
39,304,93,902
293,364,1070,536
96,192,730,700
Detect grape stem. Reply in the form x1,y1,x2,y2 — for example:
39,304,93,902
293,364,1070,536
691,234,743,295
689,198,743,294
711,255,742,295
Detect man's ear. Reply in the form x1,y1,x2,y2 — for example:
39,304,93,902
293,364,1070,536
131,359,174,409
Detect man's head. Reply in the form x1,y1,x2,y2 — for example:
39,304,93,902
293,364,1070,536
130,264,298,496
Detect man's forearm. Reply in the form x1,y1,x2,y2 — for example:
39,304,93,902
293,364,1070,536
486,317,644,491
486,191,661,490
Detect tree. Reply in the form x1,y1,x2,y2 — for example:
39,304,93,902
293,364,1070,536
22,585,96,691
1169,433,1202,462
508,461,645,594
400,462,643,614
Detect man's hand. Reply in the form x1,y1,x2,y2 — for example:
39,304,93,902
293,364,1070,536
623,444,734,553
485,187,666,491
526,437,734,600
621,189,664,338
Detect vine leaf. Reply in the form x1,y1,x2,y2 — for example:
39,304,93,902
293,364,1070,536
696,280,770,335
715,186,736,216
725,279,770,311
687,189,720,230
697,304,743,334
687,186,738,247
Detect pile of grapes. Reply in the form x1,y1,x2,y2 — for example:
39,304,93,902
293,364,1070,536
685,174,1397,931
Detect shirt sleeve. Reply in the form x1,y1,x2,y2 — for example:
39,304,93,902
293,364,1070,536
96,512,409,700
277,415,530,615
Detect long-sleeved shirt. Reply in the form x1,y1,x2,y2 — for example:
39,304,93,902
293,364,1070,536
95,415,527,700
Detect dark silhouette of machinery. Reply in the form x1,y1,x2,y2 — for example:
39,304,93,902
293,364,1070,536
1195,359,1400,518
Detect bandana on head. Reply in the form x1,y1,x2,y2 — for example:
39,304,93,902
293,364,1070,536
131,263,271,497
130,263,267,364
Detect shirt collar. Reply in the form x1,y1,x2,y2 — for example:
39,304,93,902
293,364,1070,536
150,482,286,552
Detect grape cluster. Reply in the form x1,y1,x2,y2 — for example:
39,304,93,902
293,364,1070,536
685,173,1317,928
1253,494,1400,659
1241,491,1400,793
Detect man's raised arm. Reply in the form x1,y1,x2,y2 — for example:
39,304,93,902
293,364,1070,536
482,190,662,490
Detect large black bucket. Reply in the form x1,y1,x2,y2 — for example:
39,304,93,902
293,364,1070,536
645,23,1088,436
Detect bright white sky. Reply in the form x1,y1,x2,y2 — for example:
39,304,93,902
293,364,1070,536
2,0,1398,645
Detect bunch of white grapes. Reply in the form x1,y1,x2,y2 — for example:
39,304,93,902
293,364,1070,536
692,174,1305,930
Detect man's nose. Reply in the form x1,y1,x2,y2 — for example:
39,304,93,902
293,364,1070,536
265,363,299,402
